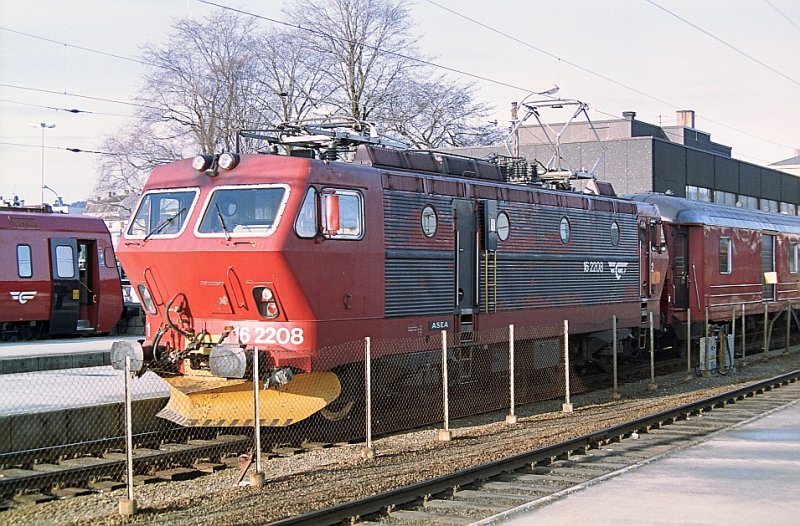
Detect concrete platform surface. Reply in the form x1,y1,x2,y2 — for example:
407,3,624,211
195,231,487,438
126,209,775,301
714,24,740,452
497,400,800,525
0,336,141,374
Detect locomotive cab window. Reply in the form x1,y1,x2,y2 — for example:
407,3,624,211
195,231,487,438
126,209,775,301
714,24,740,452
128,189,198,238
17,244,32,278
790,242,799,274
321,188,363,240
295,187,318,238
197,184,288,237
719,237,732,274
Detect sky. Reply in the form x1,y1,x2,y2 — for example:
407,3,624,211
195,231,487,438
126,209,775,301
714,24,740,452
1,0,799,205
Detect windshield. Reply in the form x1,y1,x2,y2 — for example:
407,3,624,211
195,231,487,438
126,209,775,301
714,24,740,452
127,190,197,238
197,185,288,236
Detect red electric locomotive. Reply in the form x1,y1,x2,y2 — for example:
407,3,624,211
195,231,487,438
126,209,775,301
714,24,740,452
0,205,123,340
634,194,800,354
115,120,668,426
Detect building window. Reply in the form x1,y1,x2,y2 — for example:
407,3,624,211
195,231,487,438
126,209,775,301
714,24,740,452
781,202,797,215
686,185,711,202
740,195,759,210
761,199,779,213
17,245,32,278
719,237,732,274
714,190,737,207
421,205,438,238
791,242,799,274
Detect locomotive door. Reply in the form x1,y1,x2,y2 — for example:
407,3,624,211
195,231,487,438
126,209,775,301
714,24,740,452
672,227,689,309
49,238,80,335
639,220,651,297
453,199,478,314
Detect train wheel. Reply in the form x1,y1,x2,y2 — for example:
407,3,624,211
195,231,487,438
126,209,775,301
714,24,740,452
319,364,362,422
319,400,355,421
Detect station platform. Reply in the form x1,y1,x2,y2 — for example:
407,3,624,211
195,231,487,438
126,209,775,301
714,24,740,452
496,398,800,525
0,336,140,374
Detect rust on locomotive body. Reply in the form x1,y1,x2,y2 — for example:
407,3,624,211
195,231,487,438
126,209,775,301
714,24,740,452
116,119,671,427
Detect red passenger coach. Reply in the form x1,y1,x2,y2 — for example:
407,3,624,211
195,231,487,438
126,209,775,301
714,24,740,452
0,205,123,340
633,194,800,352
116,122,668,427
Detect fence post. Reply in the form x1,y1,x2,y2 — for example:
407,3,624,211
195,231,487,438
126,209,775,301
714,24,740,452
362,337,374,458
648,312,657,391
249,347,264,488
684,307,692,381
702,306,710,378
764,302,769,356
119,355,137,516
506,324,517,424
562,320,573,413
438,330,452,441
611,315,619,401
731,305,737,370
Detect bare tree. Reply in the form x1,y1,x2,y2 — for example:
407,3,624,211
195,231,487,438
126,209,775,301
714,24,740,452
380,76,502,149
137,11,268,153
285,0,421,122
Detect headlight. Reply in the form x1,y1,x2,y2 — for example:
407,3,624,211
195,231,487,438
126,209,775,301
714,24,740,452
218,152,240,170
192,154,215,171
137,284,157,315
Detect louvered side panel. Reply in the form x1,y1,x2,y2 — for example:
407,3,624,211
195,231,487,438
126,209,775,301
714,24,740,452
385,256,454,316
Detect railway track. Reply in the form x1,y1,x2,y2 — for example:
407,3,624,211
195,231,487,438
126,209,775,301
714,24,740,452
271,370,800,526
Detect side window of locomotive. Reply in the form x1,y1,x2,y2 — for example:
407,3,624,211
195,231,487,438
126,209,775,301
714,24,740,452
322,189,363,240
610,221,620,246
421,205,438,237
17,244,32,278
497,211,510,241
295,187,318,239
790,242,799,274
719,237,732,274
198,186,287,236
128,190,197,238
559,217,571,244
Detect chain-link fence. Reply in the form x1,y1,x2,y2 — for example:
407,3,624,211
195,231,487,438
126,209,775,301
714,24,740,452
2,304,798,516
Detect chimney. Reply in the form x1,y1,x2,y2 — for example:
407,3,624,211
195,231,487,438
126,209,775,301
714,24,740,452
676,110,695,128
622,111,636,121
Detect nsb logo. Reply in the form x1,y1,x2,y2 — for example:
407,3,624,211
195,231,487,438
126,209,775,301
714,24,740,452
607,262,629,280
10,291,37,304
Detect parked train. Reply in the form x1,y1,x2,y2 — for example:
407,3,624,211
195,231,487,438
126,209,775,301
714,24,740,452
0,205,123,340
114,120,800,427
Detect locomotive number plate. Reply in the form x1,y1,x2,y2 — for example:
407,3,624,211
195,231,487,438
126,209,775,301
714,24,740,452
233,326,304,346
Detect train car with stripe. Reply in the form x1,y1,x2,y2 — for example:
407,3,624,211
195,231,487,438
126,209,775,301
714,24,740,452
0,205,123,340
115,123,668,427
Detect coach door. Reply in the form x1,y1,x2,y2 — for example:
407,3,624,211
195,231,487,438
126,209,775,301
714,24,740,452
672,227,689,309
453,199,478,320
762,233,776,301
49,238,80,335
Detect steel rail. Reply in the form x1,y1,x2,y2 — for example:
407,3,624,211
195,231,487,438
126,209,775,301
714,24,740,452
270,369,800,526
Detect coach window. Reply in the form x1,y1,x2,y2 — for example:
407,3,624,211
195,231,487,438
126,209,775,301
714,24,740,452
17,245,32,278
56,245,75,278
421,205,437,237
497,211,510,241
610,221,620,246
790,242,799,274
295,187,318,238
719,237,732,274
322,188,363,240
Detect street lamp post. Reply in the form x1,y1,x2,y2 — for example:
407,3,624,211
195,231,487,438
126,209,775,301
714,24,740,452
32,122,56,204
